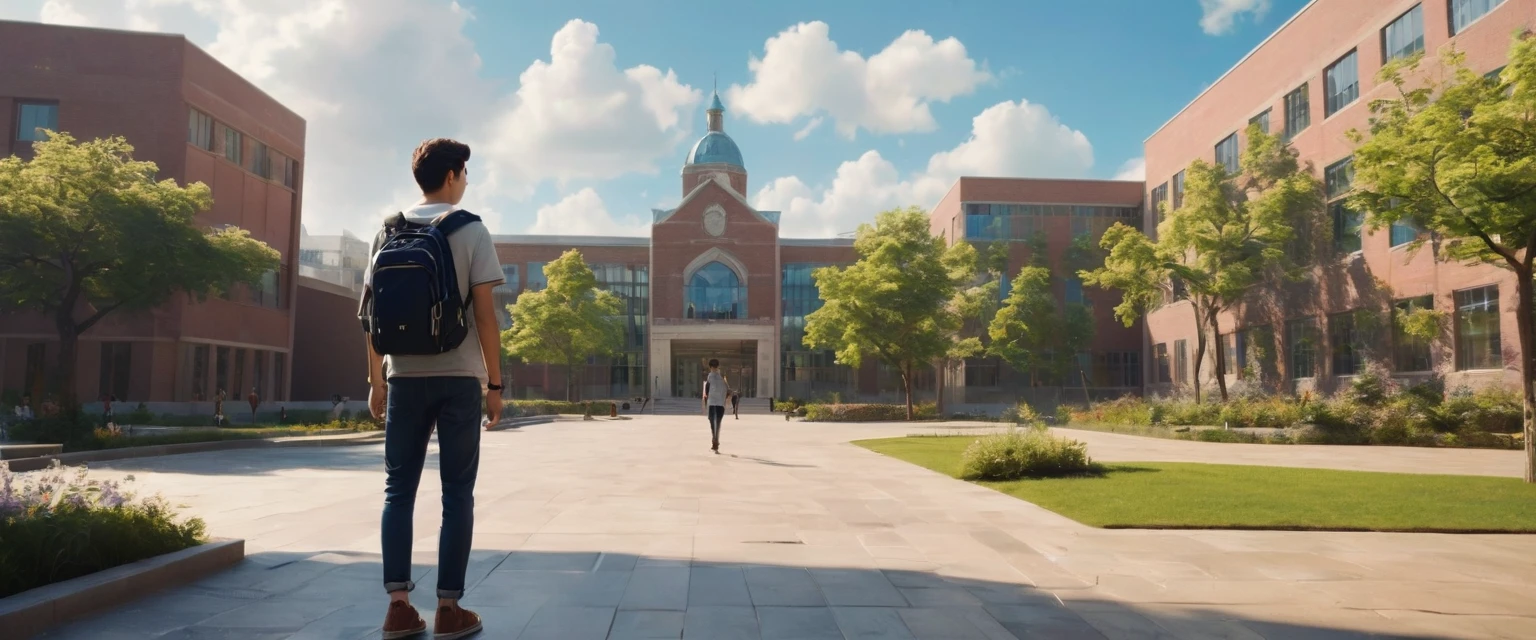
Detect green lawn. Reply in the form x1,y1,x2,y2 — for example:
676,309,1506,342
856,436,1536,533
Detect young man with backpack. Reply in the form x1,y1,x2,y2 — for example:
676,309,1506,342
362,138,503,640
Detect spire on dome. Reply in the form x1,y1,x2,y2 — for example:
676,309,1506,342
707,90,725,132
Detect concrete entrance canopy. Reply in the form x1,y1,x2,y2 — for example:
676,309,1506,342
651,319,774,398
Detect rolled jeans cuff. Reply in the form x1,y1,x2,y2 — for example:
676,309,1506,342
384,580,414,594
437,588,464,599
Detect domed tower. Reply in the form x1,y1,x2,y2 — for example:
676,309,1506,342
682,91,747,196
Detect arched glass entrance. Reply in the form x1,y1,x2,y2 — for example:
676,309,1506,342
685,261,744,319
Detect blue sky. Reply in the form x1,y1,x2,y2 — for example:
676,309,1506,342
3,0,1310,237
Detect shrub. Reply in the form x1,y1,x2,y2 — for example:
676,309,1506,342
958,428,1096,480
772,398,805,413
0,461,207,597
1190,428,1264,443
1063,396,1154,426
802,403,937,422
504,400,618,416
1001,402,1044,426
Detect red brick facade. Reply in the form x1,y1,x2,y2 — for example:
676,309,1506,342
1142,0,1534,395
0,21,304,403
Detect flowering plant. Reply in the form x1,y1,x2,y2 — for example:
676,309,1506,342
0,459,134,515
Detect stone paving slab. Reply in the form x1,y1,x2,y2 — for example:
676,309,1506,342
26,414,1536,639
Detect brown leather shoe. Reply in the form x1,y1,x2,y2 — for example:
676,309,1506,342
382,600,426,639
433,603,482,639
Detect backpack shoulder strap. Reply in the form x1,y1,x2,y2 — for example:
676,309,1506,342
431,209,483,236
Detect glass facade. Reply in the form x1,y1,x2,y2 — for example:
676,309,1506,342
961,203,1138,243
1095,352,1141,387
686,262,744,319
1383,5,1425,62
1284,84,1310,139
1390,220,1420,247
187,108,212,150
99,342,131,399
527,262,547,290
1326,157,1361,254
1172,170,1186,210
782,263,854,399
1325,50,1360,117
1456,286,1501,370
1451,0,1506,35
1328,312,1371,376
1150,183,1168,219
1174,339,1189,385
592,263,649,397
1154,343,1170,383
1215,133,1240,174
223,126,242,164
492,264,520,330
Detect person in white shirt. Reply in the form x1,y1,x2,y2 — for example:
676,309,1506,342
702,359,727,453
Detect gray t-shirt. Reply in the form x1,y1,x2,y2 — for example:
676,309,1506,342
704,371,727,407
365,202,504,384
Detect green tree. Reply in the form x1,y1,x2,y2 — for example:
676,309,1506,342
1348,39,1536,482
1083,124,1323,403
805,207,978,420
987,266,1095,393
500,249,624,401
0,133,278,411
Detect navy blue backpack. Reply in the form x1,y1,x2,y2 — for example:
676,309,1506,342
359,210,482,356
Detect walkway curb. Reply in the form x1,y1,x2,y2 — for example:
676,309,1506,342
3,431,386,472
486,416,557,432
0,538,245,639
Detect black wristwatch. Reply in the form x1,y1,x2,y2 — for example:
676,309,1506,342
486,383,503,391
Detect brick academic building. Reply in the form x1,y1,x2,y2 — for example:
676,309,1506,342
3,0,1533,406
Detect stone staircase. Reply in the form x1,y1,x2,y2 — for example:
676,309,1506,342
648,397,775,416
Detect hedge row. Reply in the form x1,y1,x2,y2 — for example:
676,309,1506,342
802,403,938,422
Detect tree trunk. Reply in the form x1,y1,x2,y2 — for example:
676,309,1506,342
54,308,80,418
1210,307,1229,402
902,368,914,421
1191,307,1205,405
1513,270,1536,483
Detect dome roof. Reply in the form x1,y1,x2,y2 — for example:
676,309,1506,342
686,131,744,168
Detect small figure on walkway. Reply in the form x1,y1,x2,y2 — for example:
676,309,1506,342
247,387,260,424
730,389,740,420
213,388,226,426
702,359,727,453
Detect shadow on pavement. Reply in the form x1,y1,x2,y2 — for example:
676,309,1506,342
38,549,1459,639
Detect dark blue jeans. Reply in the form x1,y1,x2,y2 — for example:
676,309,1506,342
708,405,725,445
381,376,482,599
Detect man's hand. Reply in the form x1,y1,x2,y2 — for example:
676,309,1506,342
485,389,502,426
369,384,387,421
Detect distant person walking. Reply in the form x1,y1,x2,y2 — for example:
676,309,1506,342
213,389,226,426
248,388,261,424
702,359,727,453
730,389,740,420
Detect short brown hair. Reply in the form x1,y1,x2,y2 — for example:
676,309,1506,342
411,138,471,192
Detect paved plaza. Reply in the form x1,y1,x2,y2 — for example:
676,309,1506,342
35,415,1536,639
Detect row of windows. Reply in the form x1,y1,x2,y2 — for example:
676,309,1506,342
964,203,1141,219
187,107,298,189
176,343,288,402
1153,284,1503,385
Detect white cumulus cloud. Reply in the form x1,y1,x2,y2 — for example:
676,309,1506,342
757,99,1095,238
19,2,700,237
526,188,648,237
1198,0,1271,35
727,21,991,139
1113,157,1146,181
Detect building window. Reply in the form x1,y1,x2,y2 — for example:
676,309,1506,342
232,348,246,399
1094,351,1142,387
1287,318,1319,379
215,346,230,395
1325,50,1360,117
1394,296,1435,372
1221,333,1238,376
1154,343,1171,384
192,344,209,401
1070,217,1090,239
1331,202,1364,254
187,108,213,150
1455,285,1501,370
1383,5,1425,62
99,342,132,400
1214,133,1240,174
1064,277,1085,305
1325,157,1361,254
686,261,744,320
17,102,60,143
1328,312,1372,376
24,342,47,398
1249,109,1271,134
248,139,270,176
527,262,547,291
1174,339,1189,385
964,204,1008,240
1150,182,1168,219
272,352,286,402
223,126,242,164
1172,170,1186,210
492,264,521,330
1451,0,1506,35
251,269,281,308
282,157,298,189
253,351,266,396
1284,84,1310,139
1390,220,1420,247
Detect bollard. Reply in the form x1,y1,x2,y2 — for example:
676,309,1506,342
610,403,618,418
